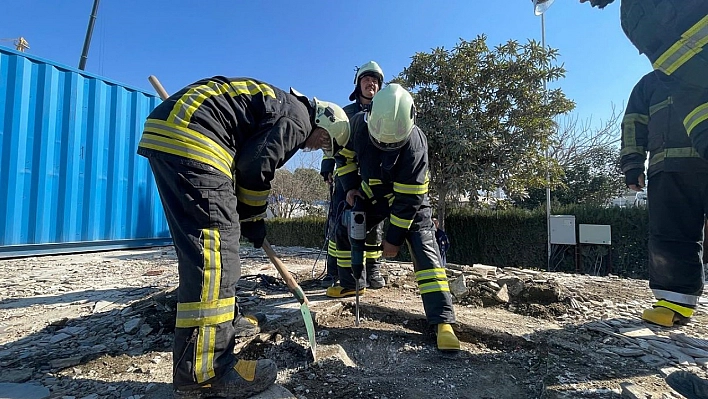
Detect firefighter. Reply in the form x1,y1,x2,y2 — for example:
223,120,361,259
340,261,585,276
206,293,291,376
621,71,708,327
137,76,350,398
580,0,708,160
330,84,460,351
321,61,387,289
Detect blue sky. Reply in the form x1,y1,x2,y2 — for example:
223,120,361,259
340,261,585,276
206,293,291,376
1,0,650,168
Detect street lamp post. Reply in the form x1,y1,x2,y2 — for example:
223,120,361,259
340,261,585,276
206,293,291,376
533,0,555,269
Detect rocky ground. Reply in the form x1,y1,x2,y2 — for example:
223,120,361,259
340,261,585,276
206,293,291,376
2,245,708,399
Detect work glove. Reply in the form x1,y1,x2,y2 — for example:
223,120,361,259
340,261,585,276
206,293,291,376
624,168,645,188
580,0,615,9
241,219,266,249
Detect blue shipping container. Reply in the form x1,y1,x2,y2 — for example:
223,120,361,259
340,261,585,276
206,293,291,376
0,46,171,257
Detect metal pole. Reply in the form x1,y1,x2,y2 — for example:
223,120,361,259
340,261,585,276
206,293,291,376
78,0,101,71
542,13,552,270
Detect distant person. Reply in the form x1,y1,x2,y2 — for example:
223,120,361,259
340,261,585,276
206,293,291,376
620,71,708,328
137,76,350,398
432,218,450,266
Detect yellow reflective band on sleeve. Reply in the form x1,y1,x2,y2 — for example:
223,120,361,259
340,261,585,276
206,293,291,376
685,102,708,136
339,148,356,158
361,181,374,198
649,98,673,116
168,80,276,127
653,15,708,75
418,281,450,295
322,155,334,160
240,213,266,223
415,268,448,282
393,181,428,195
385,193,394,206
390,214,413,230
369,179,383,185
621,113,648,149
335,163,357,177
237,185,269,207
175,297,236,328
622,113,649,126
649,147,701,166
620,146,645,157
202,228,221,301
365,250,383,259
195,326,217,383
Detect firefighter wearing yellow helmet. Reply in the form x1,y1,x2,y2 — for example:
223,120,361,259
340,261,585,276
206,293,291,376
330,84,460,352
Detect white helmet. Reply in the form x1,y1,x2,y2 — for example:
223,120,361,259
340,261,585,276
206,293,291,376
313,98,350,157
366,84,415,151
349,61,384,101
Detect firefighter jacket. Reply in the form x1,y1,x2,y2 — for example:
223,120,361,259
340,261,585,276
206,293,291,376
335,112,431,247
319,100,372,179
137,76,314,221
621,72,708,178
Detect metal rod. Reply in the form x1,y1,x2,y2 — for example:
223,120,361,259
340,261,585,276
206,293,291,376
542,13,552,270
78,0,101,70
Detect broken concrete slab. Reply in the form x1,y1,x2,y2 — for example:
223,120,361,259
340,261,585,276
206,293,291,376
0,382,49,399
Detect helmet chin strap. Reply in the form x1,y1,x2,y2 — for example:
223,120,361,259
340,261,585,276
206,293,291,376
360,93,374,101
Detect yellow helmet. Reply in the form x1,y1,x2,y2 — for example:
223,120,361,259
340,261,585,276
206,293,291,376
313,98,350,157
366,84,415,151
349,61,384,101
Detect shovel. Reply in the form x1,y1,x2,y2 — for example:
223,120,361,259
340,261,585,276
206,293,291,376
262,239,317,360
147,75,317,360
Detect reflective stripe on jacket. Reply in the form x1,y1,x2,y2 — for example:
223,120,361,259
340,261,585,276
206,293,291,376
137,76,314,220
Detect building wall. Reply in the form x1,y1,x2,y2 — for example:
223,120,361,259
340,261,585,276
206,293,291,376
0,46,170,257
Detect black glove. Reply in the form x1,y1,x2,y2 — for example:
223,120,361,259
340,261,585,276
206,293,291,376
624,168,644,187
241,219,266,248
588,0,615,9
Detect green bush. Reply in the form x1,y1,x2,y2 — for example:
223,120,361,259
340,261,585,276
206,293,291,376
443,205,649,277
265,217,327,249
265,205,651,278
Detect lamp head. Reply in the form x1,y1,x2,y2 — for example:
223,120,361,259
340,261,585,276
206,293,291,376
533,0,555,15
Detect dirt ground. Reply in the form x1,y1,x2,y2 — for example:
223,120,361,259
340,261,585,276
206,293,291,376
1,245,707,399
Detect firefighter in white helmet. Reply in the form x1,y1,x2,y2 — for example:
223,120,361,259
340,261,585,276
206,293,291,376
321,61,386,290
138,76,349,398
332,84,460,351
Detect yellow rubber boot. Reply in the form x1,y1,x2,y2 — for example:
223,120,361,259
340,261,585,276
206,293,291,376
326,285,365,298
437,323,460,351
642,300,694,327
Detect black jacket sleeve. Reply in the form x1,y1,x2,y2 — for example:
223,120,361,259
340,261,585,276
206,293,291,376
334,113,365,193
620,77,649,175
386,127,429,246
235,117,306,221
320,155,335,180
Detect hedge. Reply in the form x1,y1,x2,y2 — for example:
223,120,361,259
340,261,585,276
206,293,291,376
265,205,650,278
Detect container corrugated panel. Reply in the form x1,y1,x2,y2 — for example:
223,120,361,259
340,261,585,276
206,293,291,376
0,45,171,257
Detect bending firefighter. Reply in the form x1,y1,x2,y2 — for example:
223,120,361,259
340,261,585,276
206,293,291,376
581,0,708,159
332,84,460,351
321,61,386,290
137,76,349,398
621,71,708,327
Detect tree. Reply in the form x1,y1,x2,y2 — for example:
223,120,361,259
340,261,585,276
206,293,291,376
393,35,575,228
514,106,626,208
269,168,329,218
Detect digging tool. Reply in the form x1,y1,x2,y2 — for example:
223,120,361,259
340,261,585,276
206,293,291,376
147,75,317,360
262,239,317,359
348,197,367,326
